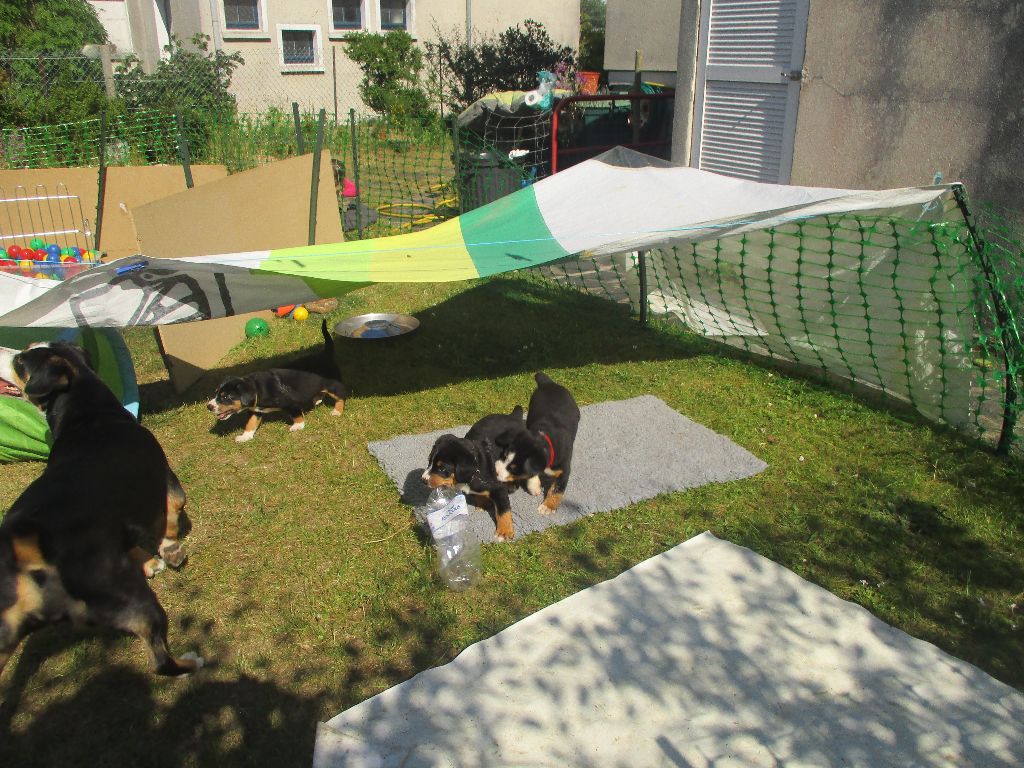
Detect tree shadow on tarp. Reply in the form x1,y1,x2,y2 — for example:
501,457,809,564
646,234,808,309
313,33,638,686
137,276,710,413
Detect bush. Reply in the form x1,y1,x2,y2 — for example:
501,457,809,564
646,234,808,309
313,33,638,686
425,20,576,113
343,30,432,124
114,33,243,158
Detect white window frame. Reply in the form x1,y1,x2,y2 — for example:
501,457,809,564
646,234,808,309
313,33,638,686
327,0,367,37
220,0,270,39
375,0,414,36
277,24,325,73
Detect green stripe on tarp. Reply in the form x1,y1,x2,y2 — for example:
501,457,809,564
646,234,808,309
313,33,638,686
459,186,569,277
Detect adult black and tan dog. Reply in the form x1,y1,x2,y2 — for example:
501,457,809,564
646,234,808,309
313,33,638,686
0,342,201,678
207,319,348,442
495,372,581,516
422,406,524,541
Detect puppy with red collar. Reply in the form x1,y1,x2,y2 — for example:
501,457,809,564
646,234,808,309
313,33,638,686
207,319,348,442
0,342,201,678
495,372,580,516
422,406,524,541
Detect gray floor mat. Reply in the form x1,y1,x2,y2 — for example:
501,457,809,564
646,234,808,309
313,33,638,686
367,395,767,543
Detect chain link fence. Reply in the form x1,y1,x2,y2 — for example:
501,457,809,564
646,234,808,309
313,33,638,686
1,49,1021,453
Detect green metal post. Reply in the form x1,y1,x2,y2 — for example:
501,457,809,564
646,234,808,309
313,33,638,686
308,109,326,246
293,102,305,154
176,113,194,189
638,250,648,325
349,109,362,239
452,114,464,215
95,110,108,251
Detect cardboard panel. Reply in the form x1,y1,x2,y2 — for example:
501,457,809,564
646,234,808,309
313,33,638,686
131,151,343,257
0,165,227,260
102,165,228,260
147,151,343,393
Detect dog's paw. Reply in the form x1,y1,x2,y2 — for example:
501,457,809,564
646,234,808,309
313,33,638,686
330,409,342,417
235,431,255,443
289,422,305,432
179,651,205,673
159,540,188,569
143,558,166,579
494,531,514,543
537,502,557,516
526,476,543,496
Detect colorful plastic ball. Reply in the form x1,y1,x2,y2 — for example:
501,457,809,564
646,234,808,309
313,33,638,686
81,250,97,263
46,243,61,258
0,247,6,259
29,237,45,250
0,259,15,271
33,272,47,279
68,246,82,259
275,304,296,318
19,258,33,272
60,254,78,263
33,248,48,260
244,317,270,338
7,245,21,258
292,306,309,322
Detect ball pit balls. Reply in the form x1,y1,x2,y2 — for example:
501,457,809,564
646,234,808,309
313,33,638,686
292,306,309,322
46,244,61,258
29,237,45,250
245,317,270,338
0,247,6,259
61,254,77,263
68,246,82,259
33,248,48,260
275,304,296,318
19,259,33,273
0,259,15,272
81,250,97,262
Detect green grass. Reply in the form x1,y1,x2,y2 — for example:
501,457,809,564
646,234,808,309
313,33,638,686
1,273,1022,767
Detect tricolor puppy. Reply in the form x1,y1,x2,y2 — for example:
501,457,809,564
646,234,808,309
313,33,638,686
0,342,201,678
495,372,580,515
422,406,525,542
207,319,348,443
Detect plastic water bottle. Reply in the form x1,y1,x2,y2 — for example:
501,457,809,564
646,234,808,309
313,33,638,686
425,487,482,591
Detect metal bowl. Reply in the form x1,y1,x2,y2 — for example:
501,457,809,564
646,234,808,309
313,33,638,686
334,312,420,340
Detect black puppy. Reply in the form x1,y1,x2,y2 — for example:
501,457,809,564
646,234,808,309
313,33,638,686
422,406,524,542
495,372,581,516
0,342,201,678
207,319,348,442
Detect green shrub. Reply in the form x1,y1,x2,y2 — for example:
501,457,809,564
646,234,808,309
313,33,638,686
343,30,432,124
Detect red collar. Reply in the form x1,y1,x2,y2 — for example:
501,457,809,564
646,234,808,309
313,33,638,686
540,431,555,469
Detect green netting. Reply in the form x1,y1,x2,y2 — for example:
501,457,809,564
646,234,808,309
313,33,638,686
539,192,1024,453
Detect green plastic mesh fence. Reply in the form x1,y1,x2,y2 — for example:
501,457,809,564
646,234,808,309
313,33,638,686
537,191,1024,453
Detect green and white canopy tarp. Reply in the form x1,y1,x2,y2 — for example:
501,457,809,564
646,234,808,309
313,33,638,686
1,148,980,457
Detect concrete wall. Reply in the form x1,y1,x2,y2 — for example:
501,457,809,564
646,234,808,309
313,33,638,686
604,0,681,86
792,0,1023,209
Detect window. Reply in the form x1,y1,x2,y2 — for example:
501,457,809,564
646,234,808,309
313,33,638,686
379,0,408,30
223,0,260,30
332,0,362,30
277,25,323,71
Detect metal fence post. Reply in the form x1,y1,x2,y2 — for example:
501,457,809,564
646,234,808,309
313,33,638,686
349,108,362,239
452,114,463,215
95,110,108,252
293,102,305,154
332,47,338,125
176,113,194,189
308,109,326,246
637,250,648,325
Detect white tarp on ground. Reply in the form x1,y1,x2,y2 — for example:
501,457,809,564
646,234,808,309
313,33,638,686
313,532,1024,768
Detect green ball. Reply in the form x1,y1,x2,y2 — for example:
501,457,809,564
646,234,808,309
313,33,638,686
244,317,270,338
29,237,45,250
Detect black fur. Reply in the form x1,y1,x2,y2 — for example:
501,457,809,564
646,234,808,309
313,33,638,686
208,319,348,441
495,372,580,515
0,342,200,678
422,406,524,541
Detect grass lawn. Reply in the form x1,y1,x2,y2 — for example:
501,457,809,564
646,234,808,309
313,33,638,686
1,273,1022,767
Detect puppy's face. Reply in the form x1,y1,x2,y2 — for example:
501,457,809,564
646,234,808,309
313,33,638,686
207,377,256,420
494,430,546,484
421,434,477,488
5,342,92,407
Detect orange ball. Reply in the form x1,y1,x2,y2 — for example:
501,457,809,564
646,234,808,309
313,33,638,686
275,304,296,318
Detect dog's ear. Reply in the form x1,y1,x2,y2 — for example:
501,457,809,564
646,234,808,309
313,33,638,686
426,433,458,469
452,440,480,484
22,355,75,400
509,405,524,420
51,341,93,372
494,427,519,449
237,380,258,407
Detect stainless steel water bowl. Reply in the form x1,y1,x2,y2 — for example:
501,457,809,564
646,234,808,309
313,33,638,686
334,312,420,340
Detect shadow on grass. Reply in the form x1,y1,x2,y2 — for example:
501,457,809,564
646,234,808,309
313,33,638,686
137,276,712,413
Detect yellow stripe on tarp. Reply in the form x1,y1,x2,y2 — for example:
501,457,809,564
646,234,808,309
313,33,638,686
366,218,477,282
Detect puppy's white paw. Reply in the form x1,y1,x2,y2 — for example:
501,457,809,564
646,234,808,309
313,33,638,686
179,651,205,673
526,476,543,496
494,532,513,543
235,431,255,443
289,421,305,432
330,410,342,417
144,558,166,578
537,502,556,516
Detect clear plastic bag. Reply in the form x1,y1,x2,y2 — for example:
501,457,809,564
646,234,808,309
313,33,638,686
426,487,482,591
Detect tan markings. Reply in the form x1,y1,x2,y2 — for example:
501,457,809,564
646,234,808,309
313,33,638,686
291,413,305,426
12,535,45,569
540,490,564,515
131,546,164,578
544,468,564,477
426,474,454,489
243,413,262,432
494,509,515,542
165,487,185,540
328,392,345,416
